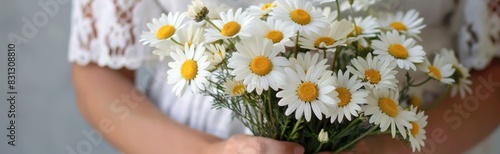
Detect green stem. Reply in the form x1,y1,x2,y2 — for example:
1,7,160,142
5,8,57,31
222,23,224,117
171,38,183,46
323,49,327,59
204,18,221,32
294,32,300,58
349,4,358,37
287,117,303,140
334,125,378,153
315,143,324,154
345,118,361,130
331,48,342,71
411,77,432,87
267,90,276,137
426,85,452,111
335,0,341,21
227,39,237,51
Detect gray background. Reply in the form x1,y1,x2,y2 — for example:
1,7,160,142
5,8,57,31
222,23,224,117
0,0,499,154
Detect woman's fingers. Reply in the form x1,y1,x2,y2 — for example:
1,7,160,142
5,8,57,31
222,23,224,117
258,137,304,154
223,134,305,154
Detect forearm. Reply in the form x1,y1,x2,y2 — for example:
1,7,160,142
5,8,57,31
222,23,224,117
72,64,222,154
360,60,500,154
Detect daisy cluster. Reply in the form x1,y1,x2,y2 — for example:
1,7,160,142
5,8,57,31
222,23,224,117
140,0,473,152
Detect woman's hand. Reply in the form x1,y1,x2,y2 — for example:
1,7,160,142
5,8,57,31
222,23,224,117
205,134,305,154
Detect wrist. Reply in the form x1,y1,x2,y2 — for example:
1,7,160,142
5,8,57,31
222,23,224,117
203,140,225,154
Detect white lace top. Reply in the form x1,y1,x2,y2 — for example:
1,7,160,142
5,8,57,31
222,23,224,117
68,0,499,140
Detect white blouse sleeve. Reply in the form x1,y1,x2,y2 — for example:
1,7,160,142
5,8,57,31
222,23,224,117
457,0,500,70
68,0,161,70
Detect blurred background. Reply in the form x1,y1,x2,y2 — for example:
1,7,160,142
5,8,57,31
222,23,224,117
0,0,499,153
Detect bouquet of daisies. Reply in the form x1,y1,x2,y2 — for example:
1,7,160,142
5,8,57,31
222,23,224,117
140,0,472,153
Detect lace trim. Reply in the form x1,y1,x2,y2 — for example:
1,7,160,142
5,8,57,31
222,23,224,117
457,0,500,70
68,0,160,70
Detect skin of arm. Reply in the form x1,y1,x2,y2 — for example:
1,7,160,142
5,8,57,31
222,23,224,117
72,63,304,154
346,59,500,154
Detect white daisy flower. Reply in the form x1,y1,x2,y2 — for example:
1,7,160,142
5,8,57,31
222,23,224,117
270,0,329,35
312,0,337,5
329,70,369,123
205,43,226,70
417,55,455,85
204,8,254,43
407,106,428,152
439,49,472,98
363,88,417,139
140,12,186,47
228,39,290,95
349,16,379,38
372,30,426,71
347,53,399,90
348,16,380,47
379,9,426,38
153,22,205,60
438,48,459,65
224,80,246,96
340,0,378,12
289,52,329,73
277,65,339,122
450,65,472,98
247,1,279,18
316,7,338,23
173,22,205,47
167,44,211,96
256,19,296,52
186,0,208,22
151,41,176,61
300,20,354,52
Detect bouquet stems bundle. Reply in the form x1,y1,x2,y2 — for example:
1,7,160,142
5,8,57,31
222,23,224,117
140,0,472,153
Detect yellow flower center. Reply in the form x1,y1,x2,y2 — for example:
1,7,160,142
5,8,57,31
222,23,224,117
290,9,311,25
315,37,336,48
262,3,272,10
297,82,319,102
349,26,363,36
157,25,176,40
365,69,381,84
180,60,198,80
336,87,352,107
388,44,409,59
232,84,246,96
221,21,241,37
378,98,398,117
265,30,284,44
410,96,422,108
250,56,273,76
410,122,419,137
390,22,407,31
428,65,442,80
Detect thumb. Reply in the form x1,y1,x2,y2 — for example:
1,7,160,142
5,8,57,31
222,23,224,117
259,137,304,154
